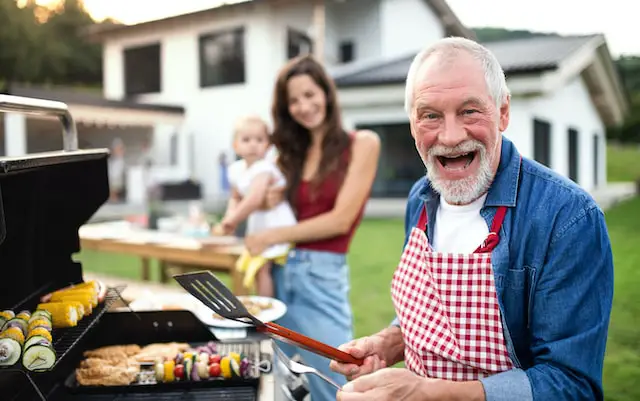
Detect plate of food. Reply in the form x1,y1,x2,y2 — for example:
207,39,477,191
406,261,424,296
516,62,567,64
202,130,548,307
194,296,287,328
114,292,204,313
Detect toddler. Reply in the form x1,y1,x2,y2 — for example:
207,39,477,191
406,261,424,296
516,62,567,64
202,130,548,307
214,115,296,297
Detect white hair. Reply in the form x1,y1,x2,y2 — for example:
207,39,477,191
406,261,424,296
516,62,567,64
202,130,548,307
404,37,510,115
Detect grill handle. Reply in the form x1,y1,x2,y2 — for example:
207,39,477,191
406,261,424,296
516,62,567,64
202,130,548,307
0,94,78,151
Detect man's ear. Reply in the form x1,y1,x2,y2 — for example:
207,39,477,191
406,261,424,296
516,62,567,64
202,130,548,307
498,95,510,132
409,112,418,140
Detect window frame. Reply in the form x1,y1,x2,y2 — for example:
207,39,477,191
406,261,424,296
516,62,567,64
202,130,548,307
199,27,246,88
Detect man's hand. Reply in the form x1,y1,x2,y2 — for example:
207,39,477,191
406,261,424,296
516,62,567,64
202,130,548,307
337,368,439,401
330,336,387,380
330,327,405,381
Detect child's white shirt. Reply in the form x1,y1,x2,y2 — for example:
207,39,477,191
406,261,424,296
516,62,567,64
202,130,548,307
227,158,296,259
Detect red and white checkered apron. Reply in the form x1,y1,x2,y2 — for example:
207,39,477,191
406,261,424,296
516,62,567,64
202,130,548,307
391,204,515,381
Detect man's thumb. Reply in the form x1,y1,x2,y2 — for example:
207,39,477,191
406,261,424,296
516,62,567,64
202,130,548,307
341,370,382,393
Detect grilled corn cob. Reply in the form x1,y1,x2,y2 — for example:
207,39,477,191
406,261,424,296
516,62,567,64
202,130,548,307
61,300,86,319
36,303,78,328
50,288,97,308
49,293,93,315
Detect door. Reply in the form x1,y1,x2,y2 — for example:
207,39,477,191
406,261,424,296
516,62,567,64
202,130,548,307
568,128,579,183
533,119,551,167
593,134,600,187
356,123,424,198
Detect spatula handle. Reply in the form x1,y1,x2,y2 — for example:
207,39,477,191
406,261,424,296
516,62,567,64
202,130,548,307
258,322,364,366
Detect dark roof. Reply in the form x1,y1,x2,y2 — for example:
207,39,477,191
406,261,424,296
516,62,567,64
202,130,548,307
2,84,185,113
334,35,601,88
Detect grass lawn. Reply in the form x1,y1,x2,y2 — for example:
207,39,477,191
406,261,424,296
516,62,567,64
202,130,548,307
600,197,640,401
607,144,640,182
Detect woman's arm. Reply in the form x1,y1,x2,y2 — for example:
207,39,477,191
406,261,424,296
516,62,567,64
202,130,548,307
266,130,380,244
222,172,271,228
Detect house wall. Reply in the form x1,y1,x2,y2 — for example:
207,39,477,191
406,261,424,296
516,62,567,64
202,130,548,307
100,0,444,201
508,76,607,191
338,75,607,195
379,0,445,59
325,0,382,64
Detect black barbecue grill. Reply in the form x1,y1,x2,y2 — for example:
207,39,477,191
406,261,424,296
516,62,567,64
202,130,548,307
0,95,276,401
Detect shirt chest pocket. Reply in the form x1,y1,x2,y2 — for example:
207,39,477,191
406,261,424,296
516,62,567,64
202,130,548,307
494,266,527,290
493,263,537,338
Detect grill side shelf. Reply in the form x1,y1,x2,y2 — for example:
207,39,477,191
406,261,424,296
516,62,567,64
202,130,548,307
0,286,125,401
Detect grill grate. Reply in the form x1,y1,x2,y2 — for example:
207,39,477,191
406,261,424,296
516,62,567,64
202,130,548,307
0,286,123,373
0,286,125,401
48,286,124,371
64,340,266,392
58,386,257,401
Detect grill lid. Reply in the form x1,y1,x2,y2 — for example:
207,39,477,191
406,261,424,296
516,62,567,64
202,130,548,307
0,95,110,309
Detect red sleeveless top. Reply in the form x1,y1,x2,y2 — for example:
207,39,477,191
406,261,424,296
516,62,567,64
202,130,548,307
293,134,366,254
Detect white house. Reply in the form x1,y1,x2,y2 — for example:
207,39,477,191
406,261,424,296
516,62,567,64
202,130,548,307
2,0,628,209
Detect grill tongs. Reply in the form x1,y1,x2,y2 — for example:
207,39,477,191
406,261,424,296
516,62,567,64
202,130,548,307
173,271,364,366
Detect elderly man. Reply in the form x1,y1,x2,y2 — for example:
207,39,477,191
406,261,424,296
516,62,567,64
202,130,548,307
329,37,613,401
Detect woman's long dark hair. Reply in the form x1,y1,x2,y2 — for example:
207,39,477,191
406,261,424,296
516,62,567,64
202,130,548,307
271,54,351,205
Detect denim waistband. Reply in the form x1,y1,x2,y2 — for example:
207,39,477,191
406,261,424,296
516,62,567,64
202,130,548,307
287,248,347,264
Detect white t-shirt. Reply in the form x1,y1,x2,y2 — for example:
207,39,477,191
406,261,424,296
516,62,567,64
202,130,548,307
227,158,296,258
432,194,489,254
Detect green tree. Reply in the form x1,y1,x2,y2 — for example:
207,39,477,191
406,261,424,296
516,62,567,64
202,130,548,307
43,0,103,85
0,0,46,85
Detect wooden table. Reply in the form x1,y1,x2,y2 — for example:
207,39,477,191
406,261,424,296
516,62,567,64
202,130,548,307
79,223,248,295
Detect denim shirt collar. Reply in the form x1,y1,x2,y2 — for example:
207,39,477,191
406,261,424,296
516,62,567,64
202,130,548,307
416,136,522,240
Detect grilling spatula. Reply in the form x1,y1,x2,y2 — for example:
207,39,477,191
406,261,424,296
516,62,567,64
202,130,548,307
173,271,364,366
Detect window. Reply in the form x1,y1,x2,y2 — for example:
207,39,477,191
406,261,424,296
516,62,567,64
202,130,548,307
533,119,551,167
567,128,579,183
339,41,355,63
199,28,245,87
356,123,424,198
123,43,161,96
287,28,313,59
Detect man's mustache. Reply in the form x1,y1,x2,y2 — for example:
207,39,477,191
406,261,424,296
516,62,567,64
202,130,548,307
426,140,485,158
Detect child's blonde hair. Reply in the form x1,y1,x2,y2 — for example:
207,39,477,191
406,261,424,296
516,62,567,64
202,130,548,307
233,114,270,141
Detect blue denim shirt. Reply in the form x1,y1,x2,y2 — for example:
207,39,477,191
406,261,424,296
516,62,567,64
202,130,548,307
391,136,613,401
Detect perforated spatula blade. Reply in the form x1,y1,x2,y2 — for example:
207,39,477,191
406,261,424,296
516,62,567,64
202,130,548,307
173,270,364,366
173,271,261,326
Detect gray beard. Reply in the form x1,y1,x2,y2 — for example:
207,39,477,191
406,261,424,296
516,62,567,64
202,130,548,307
423,141,494,205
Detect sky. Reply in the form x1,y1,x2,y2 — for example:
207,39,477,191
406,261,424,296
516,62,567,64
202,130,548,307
72,0,637,57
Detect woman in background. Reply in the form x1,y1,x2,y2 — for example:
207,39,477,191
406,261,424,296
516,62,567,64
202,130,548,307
244,55,380,401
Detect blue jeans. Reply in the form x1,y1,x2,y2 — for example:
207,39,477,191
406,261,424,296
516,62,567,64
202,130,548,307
272,248,353,401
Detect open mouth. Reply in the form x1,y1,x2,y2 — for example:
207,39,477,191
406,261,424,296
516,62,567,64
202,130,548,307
436,151,476,170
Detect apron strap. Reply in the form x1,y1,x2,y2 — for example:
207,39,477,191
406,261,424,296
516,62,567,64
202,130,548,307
417,206,428,231
474,206,507,253
475,155,522,253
